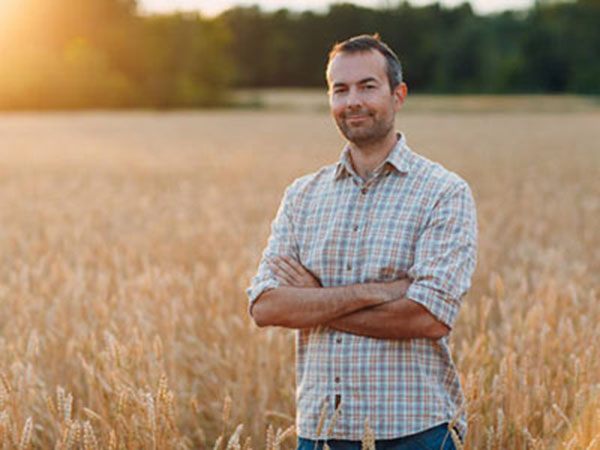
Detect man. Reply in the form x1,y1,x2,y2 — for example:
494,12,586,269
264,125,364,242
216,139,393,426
247,34,477,450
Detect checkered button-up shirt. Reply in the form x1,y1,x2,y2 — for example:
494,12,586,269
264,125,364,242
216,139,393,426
247,134,478,441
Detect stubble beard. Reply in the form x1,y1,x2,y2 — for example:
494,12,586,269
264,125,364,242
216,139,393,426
335,110,395,147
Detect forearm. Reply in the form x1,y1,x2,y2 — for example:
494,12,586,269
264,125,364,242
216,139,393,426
251,283,395,329
327,297,450,340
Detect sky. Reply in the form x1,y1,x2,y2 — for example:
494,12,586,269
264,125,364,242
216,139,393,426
139,0,536,16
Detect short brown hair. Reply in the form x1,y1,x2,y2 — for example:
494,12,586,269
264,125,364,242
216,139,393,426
327,33,403,92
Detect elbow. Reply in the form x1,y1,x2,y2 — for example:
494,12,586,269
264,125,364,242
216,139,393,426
253,318,270,328
410,300,451,339
250,291,276,328
250,301,269,328
427,320,451,339
253,314,271,329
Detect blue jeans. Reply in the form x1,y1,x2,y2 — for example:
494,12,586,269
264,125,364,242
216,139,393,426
297,423,457,450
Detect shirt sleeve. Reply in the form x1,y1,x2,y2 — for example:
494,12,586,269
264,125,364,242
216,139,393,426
246,183,300,315
406,180,478,329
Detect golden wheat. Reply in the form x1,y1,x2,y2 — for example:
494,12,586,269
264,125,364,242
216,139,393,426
0,97,598,448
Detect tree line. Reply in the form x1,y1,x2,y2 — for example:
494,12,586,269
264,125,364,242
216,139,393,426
0,0,598,109
222,0,600,94
0,0,232,108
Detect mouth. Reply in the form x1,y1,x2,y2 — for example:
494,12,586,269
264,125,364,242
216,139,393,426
344,112,372,125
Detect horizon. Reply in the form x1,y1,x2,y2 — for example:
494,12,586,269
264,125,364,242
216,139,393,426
138,0,536,16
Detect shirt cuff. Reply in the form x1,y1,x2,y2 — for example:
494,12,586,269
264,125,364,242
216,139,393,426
405,282,460,329
246,278,280,315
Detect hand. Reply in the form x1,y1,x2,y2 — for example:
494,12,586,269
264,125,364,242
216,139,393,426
268,255,322,288
379,278,412,302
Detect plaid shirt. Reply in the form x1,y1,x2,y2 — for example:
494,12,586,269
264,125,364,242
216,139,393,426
247,134,477,441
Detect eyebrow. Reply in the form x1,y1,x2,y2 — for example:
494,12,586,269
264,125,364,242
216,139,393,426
358,77,379,85
331,77,380,89
331,77,379,88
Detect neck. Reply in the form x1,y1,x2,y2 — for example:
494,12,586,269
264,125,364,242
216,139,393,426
348,132,398,181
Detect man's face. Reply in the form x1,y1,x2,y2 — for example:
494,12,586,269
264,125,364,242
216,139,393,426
327,50,406,146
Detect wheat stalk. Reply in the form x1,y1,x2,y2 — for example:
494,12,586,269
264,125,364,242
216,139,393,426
18,417,33,450
361,419,375,450
0,107,598,449
83,421,99,450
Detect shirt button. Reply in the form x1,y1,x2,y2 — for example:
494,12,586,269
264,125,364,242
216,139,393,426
353,225,359,232
361,187,367,195
336,337,342,344
346,263,352,271
334,376,340,383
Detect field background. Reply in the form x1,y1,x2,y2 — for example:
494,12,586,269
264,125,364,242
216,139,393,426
0,94,599,449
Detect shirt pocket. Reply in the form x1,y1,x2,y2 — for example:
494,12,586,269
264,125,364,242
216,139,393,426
297,203,351,287
360,200,422,283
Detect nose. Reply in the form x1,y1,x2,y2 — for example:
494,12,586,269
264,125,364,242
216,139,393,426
346,87,362,109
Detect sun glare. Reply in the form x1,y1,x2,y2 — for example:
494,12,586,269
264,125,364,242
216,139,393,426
0,0,24,40
0,0,19,20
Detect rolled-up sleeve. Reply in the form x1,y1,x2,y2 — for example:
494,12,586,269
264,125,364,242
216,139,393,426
406,181,478,329
246,184,299,314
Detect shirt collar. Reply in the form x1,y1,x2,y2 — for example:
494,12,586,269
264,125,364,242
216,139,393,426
334,133,412,181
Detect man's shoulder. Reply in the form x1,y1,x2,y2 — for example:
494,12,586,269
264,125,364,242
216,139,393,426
283,163,337,201
408,150,471,196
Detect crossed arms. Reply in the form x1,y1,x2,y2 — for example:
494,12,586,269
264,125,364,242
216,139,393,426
250,255,450,340
249,180,477,341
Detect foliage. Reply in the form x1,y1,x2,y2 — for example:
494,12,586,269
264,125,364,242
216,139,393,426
219,0,600,94
0,0,599,109
0,0,232,109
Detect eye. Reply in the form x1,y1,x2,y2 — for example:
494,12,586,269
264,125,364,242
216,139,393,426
359,83,377,91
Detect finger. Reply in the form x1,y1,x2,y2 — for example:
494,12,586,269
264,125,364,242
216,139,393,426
281,256,320,286
268,261,298,286
270,256,302,282
279,255,309,278
270,268,295,286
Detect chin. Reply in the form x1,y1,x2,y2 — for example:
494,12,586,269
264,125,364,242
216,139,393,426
342,126,371,142
345,129,385,145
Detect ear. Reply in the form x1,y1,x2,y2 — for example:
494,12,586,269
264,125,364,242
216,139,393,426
393,82,408,111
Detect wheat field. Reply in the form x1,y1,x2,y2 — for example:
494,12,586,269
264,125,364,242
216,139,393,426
0,98,599,449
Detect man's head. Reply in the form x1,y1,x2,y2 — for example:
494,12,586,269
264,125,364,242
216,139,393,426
327,34,403,93
326,34,407,147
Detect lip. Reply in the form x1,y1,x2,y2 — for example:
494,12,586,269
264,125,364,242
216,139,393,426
345,114,370,124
